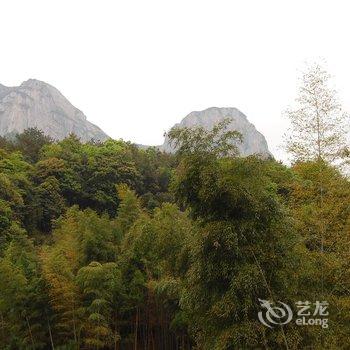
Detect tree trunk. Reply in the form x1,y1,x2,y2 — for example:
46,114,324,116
134,307,139,350
25,315,35,349
47,314,55,350
0,312,5,341
114,312,119,350
71,300,79,350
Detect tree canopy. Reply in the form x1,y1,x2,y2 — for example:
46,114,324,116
0,105,349,349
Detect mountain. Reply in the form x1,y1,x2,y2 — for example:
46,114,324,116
0,79,109,142
0,81,271,156
160,107,271,157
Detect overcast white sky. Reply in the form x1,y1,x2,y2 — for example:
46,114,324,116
1,0,350,162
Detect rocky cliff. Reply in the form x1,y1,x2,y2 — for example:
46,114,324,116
0,79,109,142
161,107,271,157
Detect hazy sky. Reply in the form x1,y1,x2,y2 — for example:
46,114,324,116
2,0,350,162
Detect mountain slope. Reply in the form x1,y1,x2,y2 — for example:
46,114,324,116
161,107,271,157
0,79,109,142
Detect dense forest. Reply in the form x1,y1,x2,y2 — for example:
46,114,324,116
0,65,350,349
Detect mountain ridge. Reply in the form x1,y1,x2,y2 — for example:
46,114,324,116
0,79,109,142
160,107,271,157
0,80,271,157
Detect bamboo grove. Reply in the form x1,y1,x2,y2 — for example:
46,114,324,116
1,65,350,349
0,124,349,349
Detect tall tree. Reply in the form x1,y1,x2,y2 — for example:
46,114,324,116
41,239,83,347
115,184,141,237
283,63,350,347
287,161,350,347
0,228,49,349
77,261,122,349
15,128,53,163
284,63,349,164
34,177,66,233
169,123,301,349
41,207,120,347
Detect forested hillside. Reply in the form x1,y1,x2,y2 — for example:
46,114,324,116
0,63,349,350
0,116,349,349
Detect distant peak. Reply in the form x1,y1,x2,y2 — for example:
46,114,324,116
189,107,244,115
204,106,240,112
0,79,109,142
161,107,271,157
184,107,248,122
21,79,50,88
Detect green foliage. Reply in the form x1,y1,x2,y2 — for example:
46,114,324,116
34,177,66,233
0,227,48,349
0,125,349,349
77,262,122,348
38,137,172,216
287,160,350,347
40,205,132,348
115,184,141,236
167,117,242,158
172,154,300,348
284,63,349,164
14,128,53,163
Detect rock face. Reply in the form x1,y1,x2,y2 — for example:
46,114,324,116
0,79,109,142
161,107,271,157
